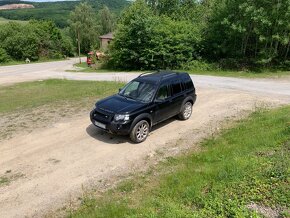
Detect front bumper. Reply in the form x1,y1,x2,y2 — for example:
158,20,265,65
90,110,132,135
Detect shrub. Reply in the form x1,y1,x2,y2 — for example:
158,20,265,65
0,48,10,63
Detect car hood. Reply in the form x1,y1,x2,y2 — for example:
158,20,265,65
96,94,146,114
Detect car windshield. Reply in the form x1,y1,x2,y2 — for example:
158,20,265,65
119,80,156,103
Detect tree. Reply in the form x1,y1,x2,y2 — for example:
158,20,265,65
109,0,201,70
97,5,115,35
69,2,99,63
203,0,290,67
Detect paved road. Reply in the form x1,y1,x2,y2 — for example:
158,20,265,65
0,58,290,98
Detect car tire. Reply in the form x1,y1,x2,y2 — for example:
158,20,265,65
178,102,193,120
130,120,150,143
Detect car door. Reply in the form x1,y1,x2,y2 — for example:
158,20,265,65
153,83,174,124
170,80,184,115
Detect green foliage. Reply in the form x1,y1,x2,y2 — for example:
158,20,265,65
181,59,217,71
69,2,99,54
0,20,73,61
0,47,10,63
97,5,115,35
204,0,290,66
109,0,201,70
71,106,290,217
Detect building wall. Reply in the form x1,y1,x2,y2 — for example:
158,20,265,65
100,38,112,50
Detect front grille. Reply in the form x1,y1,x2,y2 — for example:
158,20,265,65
93,109,113,123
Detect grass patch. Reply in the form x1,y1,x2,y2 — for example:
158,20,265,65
71,106,290,217
0,17,28,25
71,62,126,73
0,79,123,114
0,176,10,186
0,57,68,66
186,69,290,78
70,63,290,79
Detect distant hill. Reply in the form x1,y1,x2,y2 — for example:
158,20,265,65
0,0,129,27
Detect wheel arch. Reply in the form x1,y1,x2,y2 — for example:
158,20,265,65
180,96,194,112
130,113,153,132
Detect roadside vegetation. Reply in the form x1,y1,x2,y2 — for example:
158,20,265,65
107,0,290,72
71,106,290,217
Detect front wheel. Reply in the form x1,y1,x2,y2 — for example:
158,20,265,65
130,120,149,143
178,102,193,120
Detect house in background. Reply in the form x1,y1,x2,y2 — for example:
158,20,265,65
99,32,114,50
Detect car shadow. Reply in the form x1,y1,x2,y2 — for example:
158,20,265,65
86,117,179,145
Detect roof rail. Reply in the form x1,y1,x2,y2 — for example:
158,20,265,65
138,72,155,77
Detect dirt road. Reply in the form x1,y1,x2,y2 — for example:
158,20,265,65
1,60,290,217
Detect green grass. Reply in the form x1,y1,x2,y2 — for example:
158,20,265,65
71,106,290,217
186,69,290,78
70,62,131,73
70,63,290,79
0,79,123,114
0,176,9,186
0,57,68,66
0,16,28,25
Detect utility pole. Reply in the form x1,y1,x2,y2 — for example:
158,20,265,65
77,30,81,64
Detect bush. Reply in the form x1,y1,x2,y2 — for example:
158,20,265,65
0,48,10,63
181,60,217,71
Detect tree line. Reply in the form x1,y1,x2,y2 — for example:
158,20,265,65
0,20,73,62
108,0,290,70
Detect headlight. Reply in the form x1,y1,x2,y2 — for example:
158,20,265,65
92,104,96,110
114,114,130,121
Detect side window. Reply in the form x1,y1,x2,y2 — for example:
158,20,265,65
156,85,169,100
185,79,193,90
171,81,182,96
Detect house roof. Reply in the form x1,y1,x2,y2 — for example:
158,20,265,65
99,32,114,40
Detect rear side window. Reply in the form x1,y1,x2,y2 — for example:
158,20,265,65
184,78,194,90
171,81,182,96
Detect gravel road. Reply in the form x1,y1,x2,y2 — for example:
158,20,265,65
0,60,289,217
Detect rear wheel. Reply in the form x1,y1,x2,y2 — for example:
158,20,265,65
130,120,149,143
178,102,193,120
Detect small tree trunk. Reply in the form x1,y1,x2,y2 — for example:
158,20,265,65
77,30,81,64
285,42,290,60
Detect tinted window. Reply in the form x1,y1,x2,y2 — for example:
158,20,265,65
184,79,193,90
171,81,182,95
156,85,169,100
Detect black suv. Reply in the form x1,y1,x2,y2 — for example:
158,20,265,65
90,71,196,143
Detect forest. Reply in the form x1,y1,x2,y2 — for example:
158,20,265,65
0,0,128,27
109,0,290,70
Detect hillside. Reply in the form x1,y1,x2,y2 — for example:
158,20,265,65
0,0,129,27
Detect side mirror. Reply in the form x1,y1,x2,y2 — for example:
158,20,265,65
119,88,122,93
